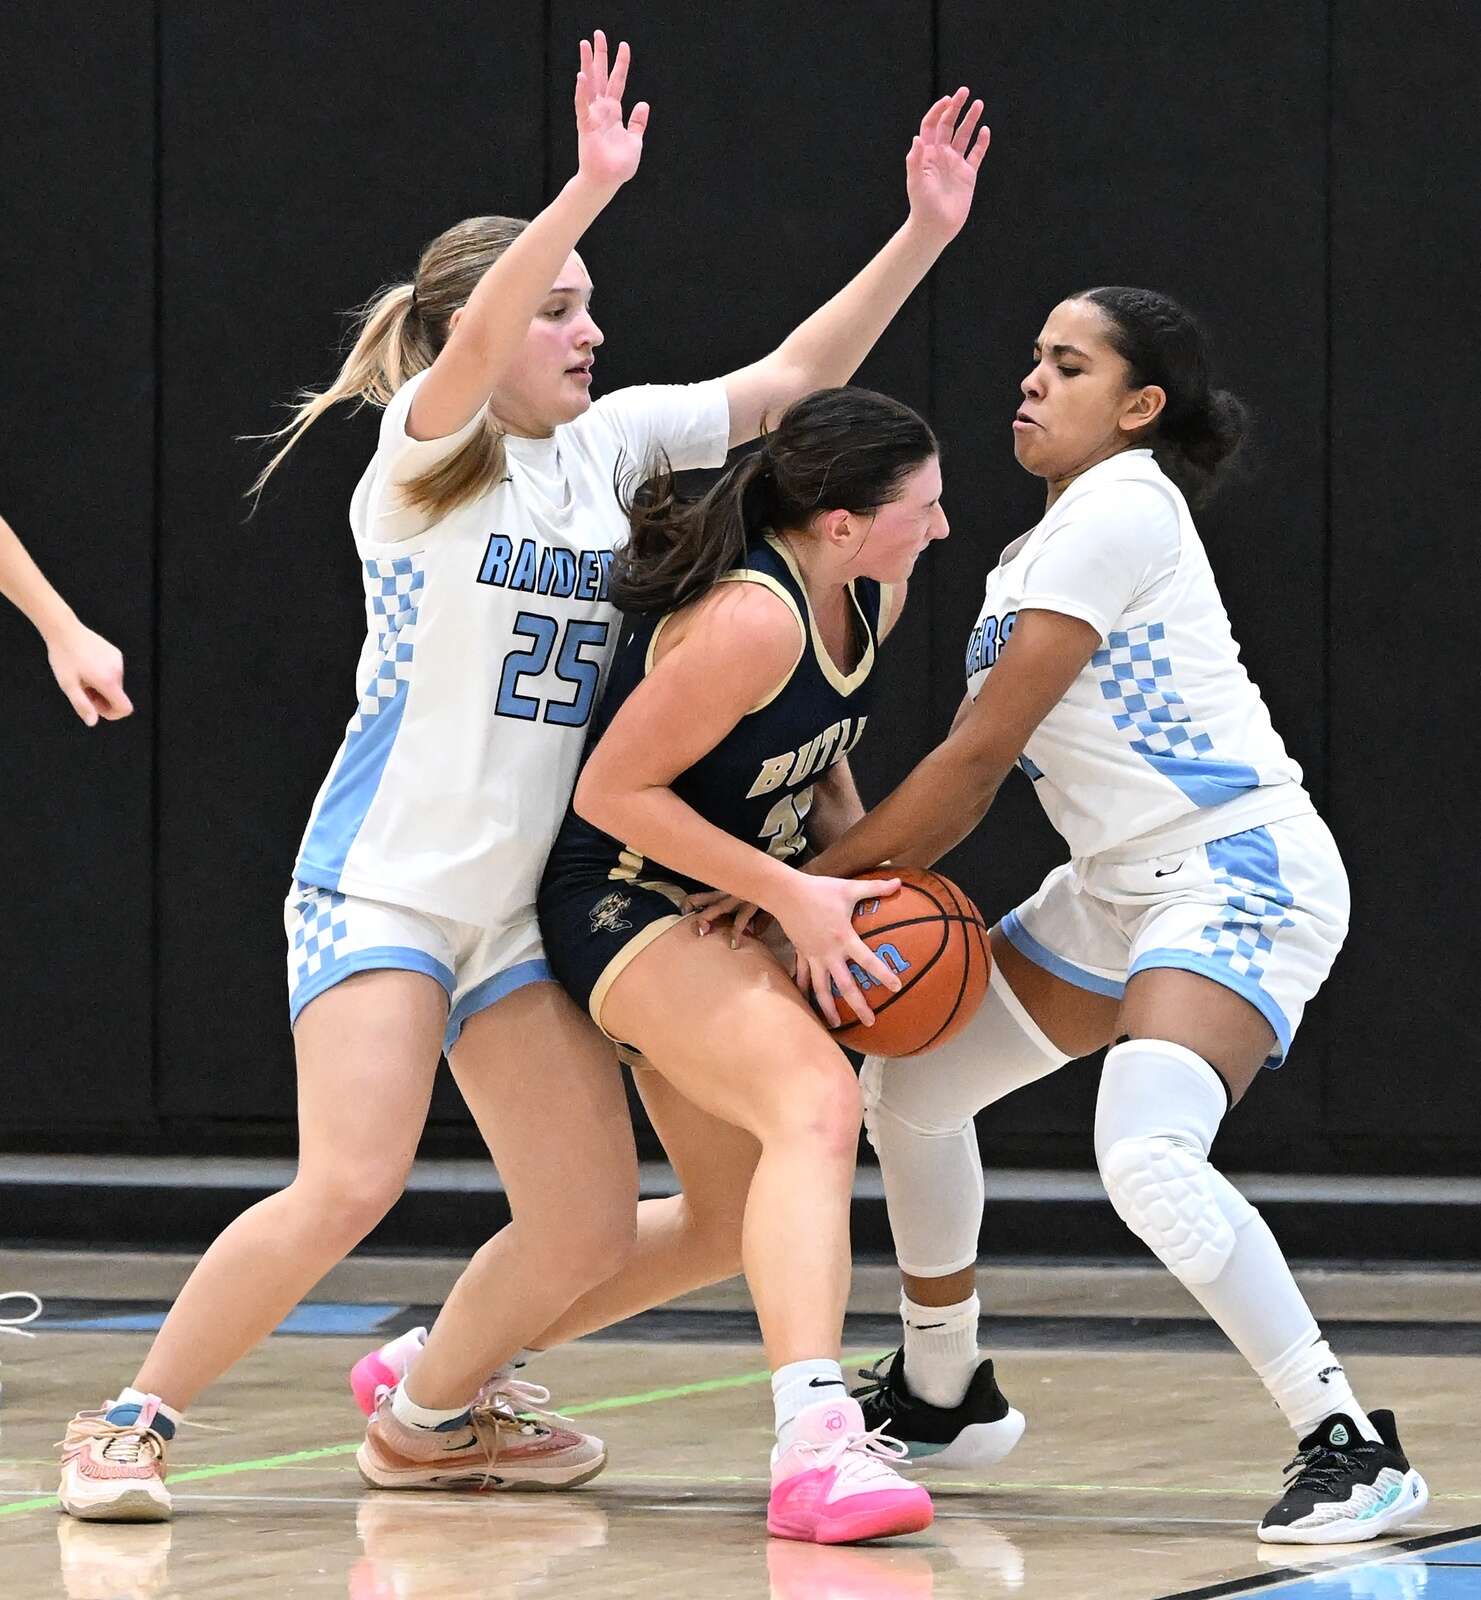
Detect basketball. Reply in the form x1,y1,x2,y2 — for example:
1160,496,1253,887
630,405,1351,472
829,867,991,1058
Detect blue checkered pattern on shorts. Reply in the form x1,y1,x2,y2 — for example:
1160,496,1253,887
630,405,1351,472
1094,623,1216,760
291,886,349,986
1199,861,1296,983
350,557,424,735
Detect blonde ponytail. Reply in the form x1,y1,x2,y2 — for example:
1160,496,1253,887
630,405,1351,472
249,215,529,519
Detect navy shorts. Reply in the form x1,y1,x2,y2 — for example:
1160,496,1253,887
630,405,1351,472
538,874,694,1040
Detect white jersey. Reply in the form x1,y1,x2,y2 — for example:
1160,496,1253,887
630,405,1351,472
293,370,731,924
964,449,1312,864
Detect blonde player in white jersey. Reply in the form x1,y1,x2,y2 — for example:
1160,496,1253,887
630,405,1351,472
725,286,1427,1545
57,32,992,1521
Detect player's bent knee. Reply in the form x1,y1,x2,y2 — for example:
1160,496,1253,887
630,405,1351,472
1093,1038,1257,1285
861,1074,973,1146
1097,1133,1239,1284
787,1063,864,1160
295,1169,408,1242
548,1209,639,1291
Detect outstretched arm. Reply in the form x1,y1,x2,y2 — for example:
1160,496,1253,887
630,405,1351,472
408,30,650,441
722,89,990,446
1,512,131,725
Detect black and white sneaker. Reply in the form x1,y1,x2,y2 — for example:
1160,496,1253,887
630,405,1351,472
852,1348,1026,1470
1259,1410,1429,1545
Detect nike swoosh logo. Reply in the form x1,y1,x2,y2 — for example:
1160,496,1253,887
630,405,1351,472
912,1322,946,1331
807,1377,846,1389
1154,863,1184,878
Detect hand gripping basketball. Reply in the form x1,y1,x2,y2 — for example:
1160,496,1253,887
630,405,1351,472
828,868,992,1058
766,871,907,1029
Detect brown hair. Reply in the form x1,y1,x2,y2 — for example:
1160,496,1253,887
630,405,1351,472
611,387,939,615
249,216,529,518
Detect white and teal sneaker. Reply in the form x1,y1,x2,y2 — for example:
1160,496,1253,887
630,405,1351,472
1259,1410,1429,1544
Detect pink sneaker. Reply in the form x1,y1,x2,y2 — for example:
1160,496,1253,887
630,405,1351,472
350,1327,428,1417
349,1329,556,1436
767,1396,933,1545
356,1390,605,1492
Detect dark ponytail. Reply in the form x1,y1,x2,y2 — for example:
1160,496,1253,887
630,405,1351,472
1078,286,1250,504
610,386,938,615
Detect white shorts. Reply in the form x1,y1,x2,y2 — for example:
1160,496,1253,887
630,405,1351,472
284,881,552,1054
1000,814,1349,1065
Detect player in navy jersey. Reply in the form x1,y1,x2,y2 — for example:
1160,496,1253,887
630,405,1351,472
539,387,950,1544
58,33,993,1521
722,288,1426,1544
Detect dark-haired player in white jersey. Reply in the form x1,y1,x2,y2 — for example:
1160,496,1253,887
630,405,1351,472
708,287,1428,1545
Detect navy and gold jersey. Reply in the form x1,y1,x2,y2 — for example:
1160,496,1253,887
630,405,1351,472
538,534,885,1031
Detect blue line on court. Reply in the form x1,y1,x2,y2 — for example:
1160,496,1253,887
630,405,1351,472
1247,1536,1481,1599
40,1303,403,1336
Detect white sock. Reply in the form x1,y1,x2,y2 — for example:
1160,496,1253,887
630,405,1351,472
1255,1334,1379,1441
391,1381,474,1432
106,1386,184,1439
379,1325,428,1379
902,1292,980,1408
771,1358,847,1452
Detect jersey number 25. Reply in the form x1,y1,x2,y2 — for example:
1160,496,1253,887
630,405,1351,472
496,612,610,728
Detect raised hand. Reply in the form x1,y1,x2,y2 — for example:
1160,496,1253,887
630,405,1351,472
574,30,650,192
906,88,990,242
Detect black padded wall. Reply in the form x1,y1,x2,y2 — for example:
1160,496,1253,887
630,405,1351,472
0,8,157,1133
1324,1,1481,1157
544,0,936,802
1,4,1476,1171
153,1,546,1124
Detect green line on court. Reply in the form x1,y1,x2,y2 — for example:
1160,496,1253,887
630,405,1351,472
0,1353,891,1520
560,1366,766,1414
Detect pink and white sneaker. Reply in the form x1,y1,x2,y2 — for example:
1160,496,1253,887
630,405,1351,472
350,1327,574,1448
350,1327,432,1418
767,1396,933,1545
58,1400,173,1523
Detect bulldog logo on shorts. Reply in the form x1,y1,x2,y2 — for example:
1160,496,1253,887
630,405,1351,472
589,891,632,935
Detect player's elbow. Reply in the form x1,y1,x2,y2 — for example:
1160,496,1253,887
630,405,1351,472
572,764,613,832
573,759,642,841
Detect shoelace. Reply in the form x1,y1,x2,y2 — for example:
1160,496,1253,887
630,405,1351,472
60,1414,166,1468
795,1419,911,1477
0,1293,42,1403
0,1291,42,1340
452,1402,554,1491
851,1356,894,1405
478,1376,583,1433
371,1375,566,1429
1280,1438,1376,1498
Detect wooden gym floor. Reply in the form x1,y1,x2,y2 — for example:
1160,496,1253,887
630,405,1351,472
1,1252,1477,1599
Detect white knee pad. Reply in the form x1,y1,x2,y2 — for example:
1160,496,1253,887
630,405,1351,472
862,965,1071,1278
1094,1040,1255,1287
